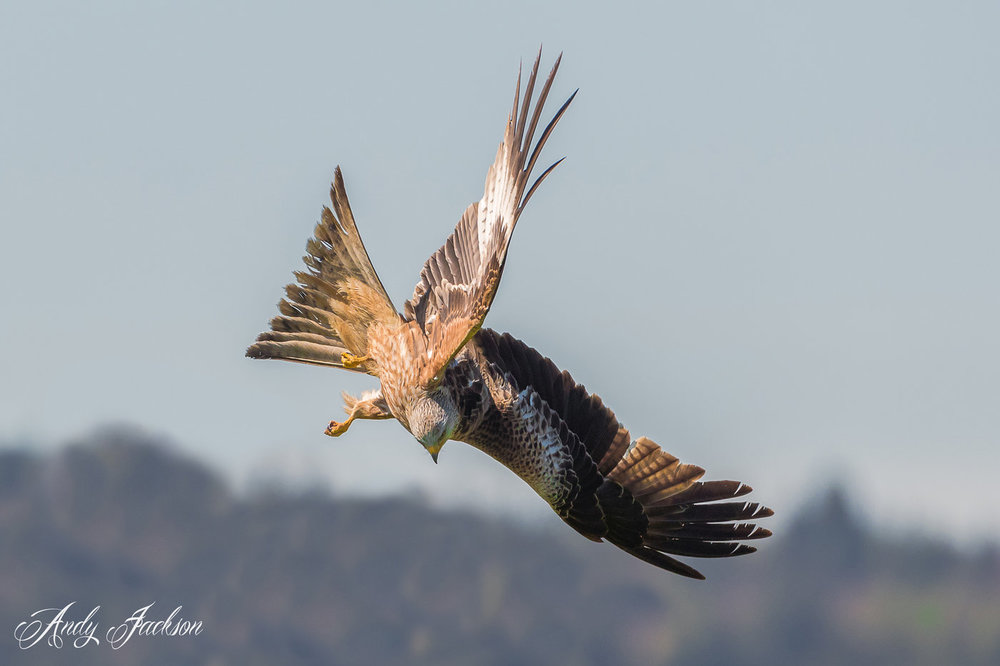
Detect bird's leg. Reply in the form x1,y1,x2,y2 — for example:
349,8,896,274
324,415,355,437
340,352,370,369
325,390,391,437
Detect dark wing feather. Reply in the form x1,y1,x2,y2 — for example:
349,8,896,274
247,167,399,375
471,328,627,473
468,329,773,578
497,381,609,540
403,50,576,386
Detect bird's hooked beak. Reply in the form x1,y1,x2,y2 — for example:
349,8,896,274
425,440,444,464
417,424,448,463
411,394,455,464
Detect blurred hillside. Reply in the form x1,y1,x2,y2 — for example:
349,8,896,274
1,430,998,665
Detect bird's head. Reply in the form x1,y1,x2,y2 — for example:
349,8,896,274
408,389,459,463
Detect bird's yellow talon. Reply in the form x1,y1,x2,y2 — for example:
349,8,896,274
341,352,369,369
325,417,353,437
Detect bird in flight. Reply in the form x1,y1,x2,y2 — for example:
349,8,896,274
247,51,771,578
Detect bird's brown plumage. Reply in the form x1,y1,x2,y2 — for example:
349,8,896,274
247,50,772,578
245,167,398,375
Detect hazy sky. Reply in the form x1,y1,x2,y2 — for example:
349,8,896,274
2,1,998,541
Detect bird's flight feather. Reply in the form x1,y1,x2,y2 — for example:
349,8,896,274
402,50,578,387
465,329,772,578
247,168,398,375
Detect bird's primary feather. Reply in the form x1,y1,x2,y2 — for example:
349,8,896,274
455,329,772,578
401,50,578,388
246,167,398,375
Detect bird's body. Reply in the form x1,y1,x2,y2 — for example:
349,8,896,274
247,52,772,578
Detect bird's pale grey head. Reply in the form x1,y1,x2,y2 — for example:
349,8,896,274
408,389,459,463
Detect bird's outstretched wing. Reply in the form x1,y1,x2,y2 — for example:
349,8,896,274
467,329,773,579
402,50,576,387
246,167,399,375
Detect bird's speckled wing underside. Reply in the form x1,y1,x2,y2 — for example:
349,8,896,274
461,329,773,578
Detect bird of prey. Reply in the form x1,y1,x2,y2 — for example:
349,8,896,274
247,52,772,578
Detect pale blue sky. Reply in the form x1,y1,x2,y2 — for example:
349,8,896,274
2,1,998,541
